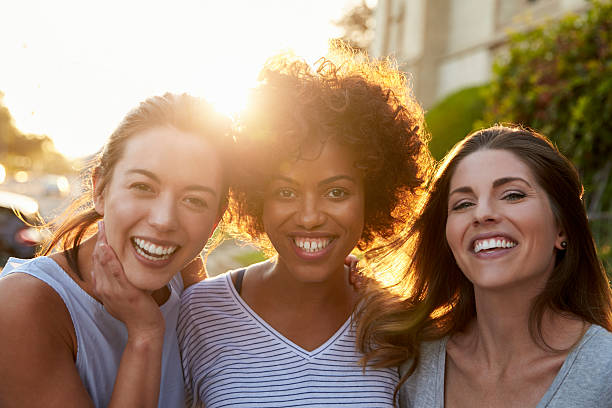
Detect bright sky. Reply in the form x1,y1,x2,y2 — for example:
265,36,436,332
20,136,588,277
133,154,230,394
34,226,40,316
0,0,375,159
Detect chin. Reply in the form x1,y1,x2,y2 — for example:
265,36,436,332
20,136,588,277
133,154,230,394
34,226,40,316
124,271,172,292
291,264,340,283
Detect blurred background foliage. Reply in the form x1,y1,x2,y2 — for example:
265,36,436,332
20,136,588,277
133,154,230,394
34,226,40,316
483,0,611,214
425,85,487,160
0,92,74,175
425,0,611,272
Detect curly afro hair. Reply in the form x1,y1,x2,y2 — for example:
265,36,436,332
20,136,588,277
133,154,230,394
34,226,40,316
227,47,433,253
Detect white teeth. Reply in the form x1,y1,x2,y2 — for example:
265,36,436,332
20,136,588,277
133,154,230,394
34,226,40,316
474,238,517,253
132,238,177,260
293,237,331,253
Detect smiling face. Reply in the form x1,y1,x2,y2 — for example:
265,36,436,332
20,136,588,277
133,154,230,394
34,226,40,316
94,126,224,292
262,141,365,283
445,149,566,292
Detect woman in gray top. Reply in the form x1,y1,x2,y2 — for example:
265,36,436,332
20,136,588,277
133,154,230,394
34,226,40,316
356,125,612,407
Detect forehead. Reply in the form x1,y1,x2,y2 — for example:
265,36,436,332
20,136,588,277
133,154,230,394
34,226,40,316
115,126,224,185
450,149,535,189
275,140,361,180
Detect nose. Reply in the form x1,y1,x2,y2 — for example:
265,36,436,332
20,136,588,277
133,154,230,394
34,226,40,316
473,198,499,226
295,194,326,230
148,194,179,232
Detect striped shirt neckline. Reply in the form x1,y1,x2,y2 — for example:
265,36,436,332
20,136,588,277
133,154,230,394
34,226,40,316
223,272,353,360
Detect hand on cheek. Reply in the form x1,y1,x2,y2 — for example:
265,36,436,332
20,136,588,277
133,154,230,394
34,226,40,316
92,221,165,338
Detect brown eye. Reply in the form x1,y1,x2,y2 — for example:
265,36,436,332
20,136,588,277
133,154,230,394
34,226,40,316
325,188,347,199
130,183,153,193
277,188,296,199
184,196,208,209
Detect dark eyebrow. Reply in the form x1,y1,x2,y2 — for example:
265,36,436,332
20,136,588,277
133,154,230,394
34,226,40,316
449,177,532,197
492,177,532,188
448,186,473,196
127,169,218,196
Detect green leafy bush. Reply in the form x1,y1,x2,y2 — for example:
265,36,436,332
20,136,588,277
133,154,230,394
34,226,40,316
484,0,612,275
484,0,612,212
425,86,487,160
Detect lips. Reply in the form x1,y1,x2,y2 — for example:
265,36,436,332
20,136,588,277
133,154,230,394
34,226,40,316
472,236,518,253
131,237,179,261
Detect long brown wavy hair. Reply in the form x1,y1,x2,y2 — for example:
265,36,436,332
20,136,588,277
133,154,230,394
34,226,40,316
356,125,612,400
227,46,433,253
38,93,232,278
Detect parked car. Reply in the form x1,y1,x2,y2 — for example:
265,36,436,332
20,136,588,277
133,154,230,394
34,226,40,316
0,191,44,267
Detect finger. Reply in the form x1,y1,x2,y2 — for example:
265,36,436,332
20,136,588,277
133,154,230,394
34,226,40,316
98,243,116,267
96,220,109,250
93,226,108,267
90,264,96,286
349,268,356,284
98,248,140,296
97,244,123,280
345,254,359,269
92,245,124,291
98,220,109,245
348,262,364,287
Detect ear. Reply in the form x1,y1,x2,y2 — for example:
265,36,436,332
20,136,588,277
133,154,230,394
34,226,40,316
92,167,105,216
554,228,567,250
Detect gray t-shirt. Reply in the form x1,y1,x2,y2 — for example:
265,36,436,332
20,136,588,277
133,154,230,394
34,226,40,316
399,325,612,407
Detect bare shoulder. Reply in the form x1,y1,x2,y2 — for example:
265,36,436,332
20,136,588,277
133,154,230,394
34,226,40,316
0,270,74,333
0,270,77,360
0,271,92,407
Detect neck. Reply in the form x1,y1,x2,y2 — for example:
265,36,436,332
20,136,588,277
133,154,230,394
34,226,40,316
462,285,585,368
471,289,535,364
263,257,357,310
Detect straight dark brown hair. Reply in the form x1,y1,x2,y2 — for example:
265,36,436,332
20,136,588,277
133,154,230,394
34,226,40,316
356,125,612,402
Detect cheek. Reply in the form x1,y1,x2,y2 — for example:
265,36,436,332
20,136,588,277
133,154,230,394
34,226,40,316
531,210,559,250
445,215,461,253
103,194,137,225
342,199,365,238
101,201,134,250
190,213,219,241
262,202,291,230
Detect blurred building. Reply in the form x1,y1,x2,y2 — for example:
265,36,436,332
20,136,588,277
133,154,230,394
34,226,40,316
370,0,589,108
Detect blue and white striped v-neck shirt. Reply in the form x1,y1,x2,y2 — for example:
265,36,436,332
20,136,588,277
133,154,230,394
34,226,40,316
178,272,397,407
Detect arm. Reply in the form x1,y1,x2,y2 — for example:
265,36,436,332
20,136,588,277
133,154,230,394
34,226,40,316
91,221,166,408
0,274,95,407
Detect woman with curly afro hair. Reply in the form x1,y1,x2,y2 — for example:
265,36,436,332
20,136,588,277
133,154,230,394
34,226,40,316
178,47,433,408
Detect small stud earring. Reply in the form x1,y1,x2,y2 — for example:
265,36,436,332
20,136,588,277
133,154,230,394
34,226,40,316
561,241,568,249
